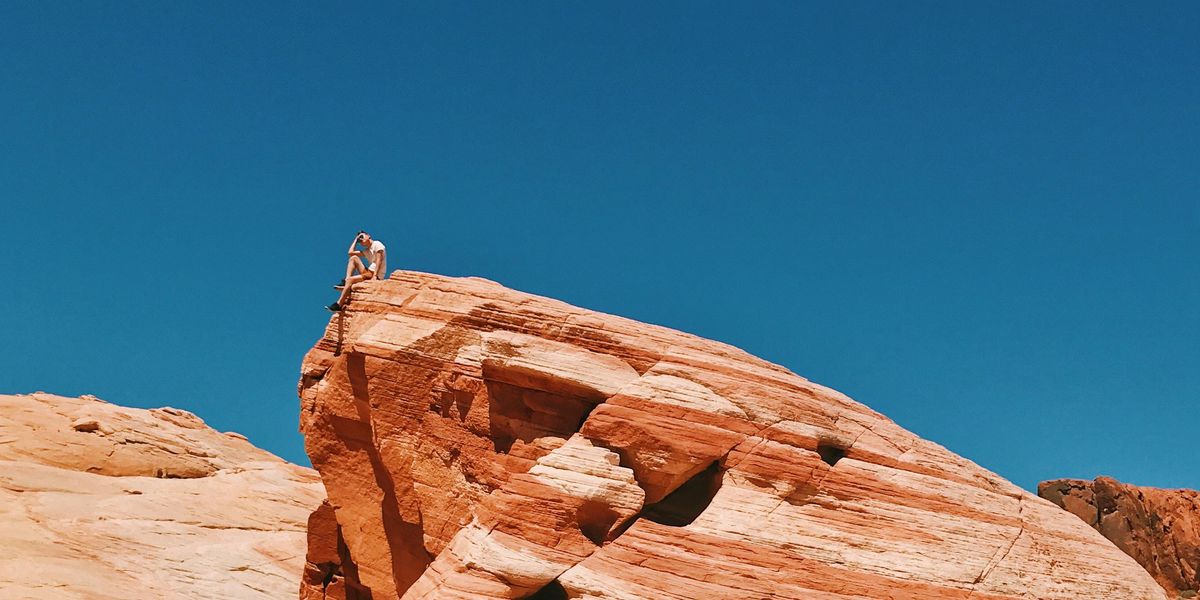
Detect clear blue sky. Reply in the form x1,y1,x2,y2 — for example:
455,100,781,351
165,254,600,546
2,2,1196,493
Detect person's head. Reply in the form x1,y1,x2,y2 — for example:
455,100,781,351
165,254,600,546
357,230,372,245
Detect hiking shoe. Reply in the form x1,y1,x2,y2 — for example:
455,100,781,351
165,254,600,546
333,279,345,290
326,302,342,312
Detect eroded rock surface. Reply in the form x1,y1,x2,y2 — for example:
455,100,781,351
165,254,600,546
0,393,324,599
299,271,1166,599
1040,477,1200,598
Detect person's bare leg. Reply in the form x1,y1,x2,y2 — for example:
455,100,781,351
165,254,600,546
335,273,370,306
344,255,367,281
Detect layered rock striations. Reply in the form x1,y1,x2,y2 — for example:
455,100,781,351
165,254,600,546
1040,477,1200,598
0,392,324,599
299,271,1167,599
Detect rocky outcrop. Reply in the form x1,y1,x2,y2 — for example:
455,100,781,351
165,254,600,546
299,271,1167,599
301,499,374,600
1039,477,1200,598
0,392,325,599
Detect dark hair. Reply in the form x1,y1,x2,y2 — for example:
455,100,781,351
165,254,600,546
357,230,369,242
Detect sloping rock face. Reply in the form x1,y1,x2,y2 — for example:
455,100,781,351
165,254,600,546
1040,477,1200,598
298,271,1166,600
0,392,325,599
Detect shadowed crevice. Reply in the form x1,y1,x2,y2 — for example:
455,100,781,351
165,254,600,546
638,461,724,527
577,500,623,545
816,440,846,467
527,579,569,600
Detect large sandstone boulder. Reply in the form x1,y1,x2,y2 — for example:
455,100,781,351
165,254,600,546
0,392,325,599
299,271,1167,599
1040,477,1200,598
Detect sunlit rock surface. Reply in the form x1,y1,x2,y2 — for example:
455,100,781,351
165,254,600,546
299,271,1165,600
0,393,324,599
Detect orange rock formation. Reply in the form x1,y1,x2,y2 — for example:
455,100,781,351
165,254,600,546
1040,477,1200,598
299,271,1166,599
0,392,325,599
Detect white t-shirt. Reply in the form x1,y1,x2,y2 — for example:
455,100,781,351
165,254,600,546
366,240,387,277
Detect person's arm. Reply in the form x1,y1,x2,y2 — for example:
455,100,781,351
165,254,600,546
347,234,364,256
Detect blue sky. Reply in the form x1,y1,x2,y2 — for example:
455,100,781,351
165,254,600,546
1,2,1196,492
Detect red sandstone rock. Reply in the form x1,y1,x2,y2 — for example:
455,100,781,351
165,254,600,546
299,271,1167,599
0,392,325,599
300,500,373,600
1039,477,1200,598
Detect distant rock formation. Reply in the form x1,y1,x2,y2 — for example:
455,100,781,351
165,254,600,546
298,271,1166,599
0,392,324,599
1040,477,1200,598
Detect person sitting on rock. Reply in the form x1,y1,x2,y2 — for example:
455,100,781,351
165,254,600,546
328,230,386,312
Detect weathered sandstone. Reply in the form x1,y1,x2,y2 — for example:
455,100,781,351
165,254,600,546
0,392,324,599
299,271,1167,599
1040,477,1200,598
